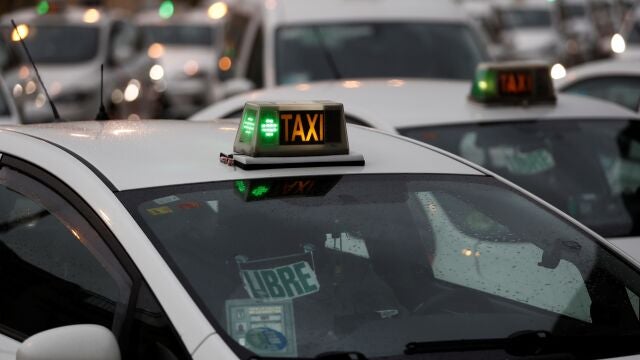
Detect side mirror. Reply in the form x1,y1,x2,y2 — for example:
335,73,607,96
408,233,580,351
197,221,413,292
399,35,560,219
17,324,120,360
221,78,255,98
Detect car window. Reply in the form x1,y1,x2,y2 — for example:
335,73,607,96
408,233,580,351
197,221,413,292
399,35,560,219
120,174,640,359
275,22,487,84
629,22,640,44
246,27,264,88
0,166,131,339
4,25,100,64
562,76,640,111
400,119,640,238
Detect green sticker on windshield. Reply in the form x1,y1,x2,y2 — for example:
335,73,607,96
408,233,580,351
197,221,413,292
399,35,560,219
241,261,319,300
504,148,555,175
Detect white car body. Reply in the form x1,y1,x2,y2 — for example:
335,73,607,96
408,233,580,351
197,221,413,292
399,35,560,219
0,118,639,359
556,58,640,111
190,78,640,256
218,0,488,97
1,6,160,122
135,7,225,118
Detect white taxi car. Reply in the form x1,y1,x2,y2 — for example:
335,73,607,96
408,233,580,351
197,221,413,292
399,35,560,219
2,102,640,359
217,0,489,97
191,64,640,259
556,58,640,111
136,3,225,118
1,5,160,122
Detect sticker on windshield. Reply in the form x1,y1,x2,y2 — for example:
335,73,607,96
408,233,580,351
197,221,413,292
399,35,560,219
490,148,555,175
237,251,319,301
325,232,370,259
153,195,180,205
146,206,173,216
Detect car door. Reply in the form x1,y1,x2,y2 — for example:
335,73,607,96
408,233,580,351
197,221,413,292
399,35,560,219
0,155,190,359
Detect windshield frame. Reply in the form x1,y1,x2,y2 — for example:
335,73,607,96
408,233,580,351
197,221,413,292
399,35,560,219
117,173,640,359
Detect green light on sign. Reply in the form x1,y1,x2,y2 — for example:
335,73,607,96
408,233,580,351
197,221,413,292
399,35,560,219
235,180,247,194
36,0,49,15
471,69,498,101
251,185,270,198
158,0,175,19
239,109,257,143
259,110,279,145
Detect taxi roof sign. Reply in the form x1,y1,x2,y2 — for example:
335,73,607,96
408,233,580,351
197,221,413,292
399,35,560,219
470,62,556,105
232,101,364,170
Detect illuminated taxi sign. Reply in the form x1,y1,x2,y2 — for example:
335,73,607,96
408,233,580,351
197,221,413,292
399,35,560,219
470,62,556,105
234,101,349,157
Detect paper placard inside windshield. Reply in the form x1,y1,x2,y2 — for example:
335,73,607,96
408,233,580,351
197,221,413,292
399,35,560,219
226,299,297,357
279,111,325,145
241,261,319,300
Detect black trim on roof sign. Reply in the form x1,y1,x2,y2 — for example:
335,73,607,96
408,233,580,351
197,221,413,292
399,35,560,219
235,159,365,170
2,129,117,192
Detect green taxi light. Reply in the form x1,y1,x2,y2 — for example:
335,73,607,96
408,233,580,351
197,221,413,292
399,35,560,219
469,62,556,105
158,0,175,19
233,101,349,157
36,0,49,15
251,185,270,198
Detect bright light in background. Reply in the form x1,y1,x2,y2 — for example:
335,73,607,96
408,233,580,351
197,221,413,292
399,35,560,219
149,64,164,81
11,24,29,41
218,56,232,71
147,43,165,59
36,0,50,15
184,60,199,76
158,0,175,19
35,93,46,108
124,79,141,102
19,66,29,79
387,79,405,87
25,80,37,95
611,33,626,54
83,8,101,23
112,128,136,135
111,88,124,104
550,63,567,80
208,2,228,19
295,83,311,91
12,84,23,97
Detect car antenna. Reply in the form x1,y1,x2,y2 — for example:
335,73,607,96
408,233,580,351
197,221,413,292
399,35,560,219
11,19,61,122
95,64,110,120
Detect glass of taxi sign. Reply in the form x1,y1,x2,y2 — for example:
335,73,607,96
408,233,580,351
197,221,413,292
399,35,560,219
232,101,363,170
470,62,556,105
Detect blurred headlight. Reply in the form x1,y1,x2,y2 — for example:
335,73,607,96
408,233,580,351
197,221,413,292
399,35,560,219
124,79,141,102
149,64,164,81
550,63,567,80
183,60,200,77
611,33,626,54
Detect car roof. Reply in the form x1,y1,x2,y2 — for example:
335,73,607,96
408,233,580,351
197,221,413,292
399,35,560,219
190,79,639,131
0,120,482,191
262,0,471,25
556,59,640,89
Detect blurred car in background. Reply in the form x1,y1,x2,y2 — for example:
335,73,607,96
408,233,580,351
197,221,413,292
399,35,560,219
491,0,559,62
136,1,226,118
191,63,640,258
554,0,599,66
557,58,640,111
617,4,640,59
1,4,161,123
0,75,20,124
217,0,490,98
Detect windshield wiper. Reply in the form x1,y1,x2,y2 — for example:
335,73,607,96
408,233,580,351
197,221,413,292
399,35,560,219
405,330,640,357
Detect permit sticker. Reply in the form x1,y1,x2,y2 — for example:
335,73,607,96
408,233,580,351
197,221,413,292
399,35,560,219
325,233,370,259
241,261,319,301
489,147,555,175
153,195,180,205
226,299,297,357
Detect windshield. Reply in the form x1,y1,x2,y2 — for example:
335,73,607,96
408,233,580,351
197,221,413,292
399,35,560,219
501,9,552,28
629,22,640,44
141,25,216,46
400,120,640,238
7,25,100,63
120,174,640,359
275,23,487,84
562,76,640,111
562,4,586,19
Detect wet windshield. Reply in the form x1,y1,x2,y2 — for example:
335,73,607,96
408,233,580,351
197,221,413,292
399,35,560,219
400,120,640,238
141,25,216,46
275,23,487,84
8,25,100,63
120,174,640,359
501,9,552,28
